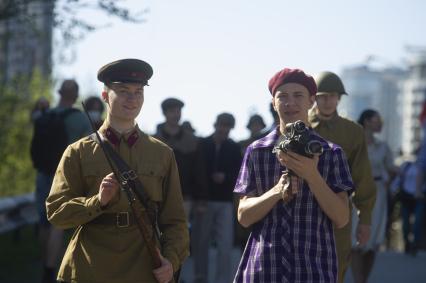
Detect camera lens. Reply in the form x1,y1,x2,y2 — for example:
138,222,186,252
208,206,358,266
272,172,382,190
306,140,323,155
293,121,307,133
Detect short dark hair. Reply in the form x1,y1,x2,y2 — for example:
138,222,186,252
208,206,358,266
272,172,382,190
215,112,235,128
161,98,184,113
84,96,105,113
59,79,79,96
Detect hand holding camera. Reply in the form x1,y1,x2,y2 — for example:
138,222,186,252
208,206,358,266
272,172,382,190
274,121,323,200
274,120,322,173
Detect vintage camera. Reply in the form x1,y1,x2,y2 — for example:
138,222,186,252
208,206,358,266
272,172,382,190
273,120,323,158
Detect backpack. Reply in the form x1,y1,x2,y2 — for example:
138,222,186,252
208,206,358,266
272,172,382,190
30,108,79,175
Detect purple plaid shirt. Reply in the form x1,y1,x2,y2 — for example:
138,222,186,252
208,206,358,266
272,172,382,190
233,128,353,283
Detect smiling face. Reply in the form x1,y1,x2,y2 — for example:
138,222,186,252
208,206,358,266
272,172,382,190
272,82,315,126
102,82,144,123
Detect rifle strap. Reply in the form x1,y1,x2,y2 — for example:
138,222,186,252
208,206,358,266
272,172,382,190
90,133,151,206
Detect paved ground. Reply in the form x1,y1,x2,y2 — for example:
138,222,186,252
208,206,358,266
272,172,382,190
180,248,426,283
344,250,426,283
1,226,425,283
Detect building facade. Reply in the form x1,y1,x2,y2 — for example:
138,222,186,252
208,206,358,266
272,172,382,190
401,52,426,155
0,0,53,84
338,64,406,155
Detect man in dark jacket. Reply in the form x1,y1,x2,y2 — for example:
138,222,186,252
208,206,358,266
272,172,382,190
192,112,242,283
154,98,206,215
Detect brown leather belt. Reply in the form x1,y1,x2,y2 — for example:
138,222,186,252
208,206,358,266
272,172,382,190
91,212,135,228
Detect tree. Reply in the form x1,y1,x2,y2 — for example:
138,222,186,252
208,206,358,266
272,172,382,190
0,71,51,197
0,0,147,46
0,0,147,197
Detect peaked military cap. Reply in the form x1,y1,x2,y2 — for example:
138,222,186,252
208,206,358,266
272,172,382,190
97,58,153,85
161,98,185,112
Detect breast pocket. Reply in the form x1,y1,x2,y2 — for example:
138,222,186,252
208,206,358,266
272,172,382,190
81,162,110,196
137,163,165,202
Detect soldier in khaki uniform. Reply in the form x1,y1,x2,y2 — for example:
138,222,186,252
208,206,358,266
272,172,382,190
46,59,189,283
308,71,376,283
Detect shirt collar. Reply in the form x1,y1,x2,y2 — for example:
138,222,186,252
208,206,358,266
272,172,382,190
99,122,140,147
251,127,281,149
308,109,339,129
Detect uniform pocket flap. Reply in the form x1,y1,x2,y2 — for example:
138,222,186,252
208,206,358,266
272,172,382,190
137,163,165,178
137,163,165,202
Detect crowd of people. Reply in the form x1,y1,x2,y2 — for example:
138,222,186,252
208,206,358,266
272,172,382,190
29,59,426,283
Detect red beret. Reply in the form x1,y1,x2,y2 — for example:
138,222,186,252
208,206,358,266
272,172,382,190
268,68,317,96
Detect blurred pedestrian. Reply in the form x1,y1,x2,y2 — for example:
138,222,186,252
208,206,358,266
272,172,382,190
351,109,397,283
31,97,50,122
239,114,267,154
390,152,425,256
308,71,376,283
154,98,206,217
266,102,280,133
84,96,105,130
192,112,242,283
30,79,91,283
234,68,353,283
181,120,196,135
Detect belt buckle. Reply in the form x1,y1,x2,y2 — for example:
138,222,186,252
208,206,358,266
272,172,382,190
116,212,130,228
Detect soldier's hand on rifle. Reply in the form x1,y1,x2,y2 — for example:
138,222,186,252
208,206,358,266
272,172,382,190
99,172,120,207
152,250,173,283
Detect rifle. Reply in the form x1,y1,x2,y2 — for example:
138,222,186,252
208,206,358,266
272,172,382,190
82,102,162,269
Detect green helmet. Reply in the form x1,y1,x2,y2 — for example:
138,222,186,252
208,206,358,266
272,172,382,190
315,71,347,95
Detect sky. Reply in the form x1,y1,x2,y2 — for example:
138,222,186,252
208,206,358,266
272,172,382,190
53,0,426,140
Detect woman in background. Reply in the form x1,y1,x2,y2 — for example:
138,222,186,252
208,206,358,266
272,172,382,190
351,109,396,283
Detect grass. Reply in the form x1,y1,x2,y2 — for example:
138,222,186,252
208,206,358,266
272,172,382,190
0,225,42,283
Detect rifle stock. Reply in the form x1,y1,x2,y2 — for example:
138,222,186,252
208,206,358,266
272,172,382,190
125,185,162,268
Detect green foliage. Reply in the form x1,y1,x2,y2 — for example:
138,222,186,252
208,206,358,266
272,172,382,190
0,71,52,197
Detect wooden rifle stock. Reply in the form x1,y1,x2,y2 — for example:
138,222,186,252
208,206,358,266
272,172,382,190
82,102,162,269
123,183,162,268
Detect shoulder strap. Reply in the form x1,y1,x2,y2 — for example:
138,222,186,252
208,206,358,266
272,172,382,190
90,133,152,208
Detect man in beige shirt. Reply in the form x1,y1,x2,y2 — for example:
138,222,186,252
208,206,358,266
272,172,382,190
308,71,376,283
46,59,189,283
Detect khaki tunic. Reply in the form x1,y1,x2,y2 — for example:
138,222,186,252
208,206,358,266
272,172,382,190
46,123,189,283
309,111,376,282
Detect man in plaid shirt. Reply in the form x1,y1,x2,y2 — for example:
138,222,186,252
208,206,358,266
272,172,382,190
233,68,354,283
